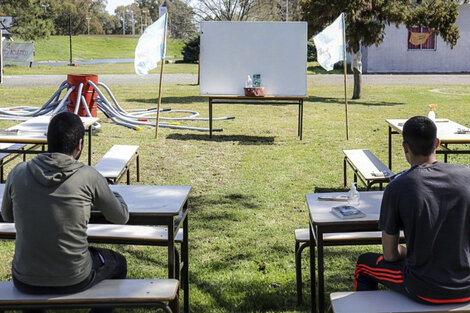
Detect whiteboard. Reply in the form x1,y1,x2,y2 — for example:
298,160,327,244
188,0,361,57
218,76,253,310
200,21,307,96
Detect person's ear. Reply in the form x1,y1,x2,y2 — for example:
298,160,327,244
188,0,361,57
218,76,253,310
402,141,409,154
76,138,83,152
435,138,440,150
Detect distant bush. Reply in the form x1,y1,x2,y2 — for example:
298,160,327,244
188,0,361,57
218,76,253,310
181,35,200,63
307,39,317,62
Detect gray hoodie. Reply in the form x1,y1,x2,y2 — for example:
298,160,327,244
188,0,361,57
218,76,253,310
1,153,129,287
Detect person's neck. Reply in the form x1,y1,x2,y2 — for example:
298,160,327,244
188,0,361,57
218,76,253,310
409,154,437,167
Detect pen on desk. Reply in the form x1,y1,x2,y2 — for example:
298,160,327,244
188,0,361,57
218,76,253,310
0,129,21,135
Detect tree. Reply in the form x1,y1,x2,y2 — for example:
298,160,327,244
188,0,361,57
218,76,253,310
166,0,197,39
135,0,159,24
301,0,461,99
181,35,200,62
191,0,258,21
190,0,304,22
0,0,55,40
47,0,107,35
101,14,121,34
115,3,141,35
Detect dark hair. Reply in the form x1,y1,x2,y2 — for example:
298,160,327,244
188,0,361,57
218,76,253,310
47,112,85,155
402,116,437,156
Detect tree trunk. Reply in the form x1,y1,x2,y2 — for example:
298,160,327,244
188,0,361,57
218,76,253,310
352,68,362,99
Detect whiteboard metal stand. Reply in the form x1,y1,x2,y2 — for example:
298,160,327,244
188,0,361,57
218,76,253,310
205,95,306,140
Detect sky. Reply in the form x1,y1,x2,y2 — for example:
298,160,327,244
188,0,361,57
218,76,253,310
106,0,135,15
106,0,196,15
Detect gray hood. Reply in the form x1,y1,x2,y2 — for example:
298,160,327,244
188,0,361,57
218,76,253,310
27,153,84,187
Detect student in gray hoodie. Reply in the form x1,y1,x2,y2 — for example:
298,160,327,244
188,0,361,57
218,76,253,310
1,112,129,313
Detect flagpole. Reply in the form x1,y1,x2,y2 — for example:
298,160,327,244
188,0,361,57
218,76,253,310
155,60,165,138
342,13,349,140
155,14,168,139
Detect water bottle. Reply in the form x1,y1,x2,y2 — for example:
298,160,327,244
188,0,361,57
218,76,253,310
428,104,436,121
245,75,253,88
348,182,360,207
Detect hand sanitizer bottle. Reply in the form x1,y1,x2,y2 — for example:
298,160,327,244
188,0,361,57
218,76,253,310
348,182,360,207
245,75,253,88
428,104,436,121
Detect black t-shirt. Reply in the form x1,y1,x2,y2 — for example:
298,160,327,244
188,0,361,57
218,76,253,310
379,162,470,301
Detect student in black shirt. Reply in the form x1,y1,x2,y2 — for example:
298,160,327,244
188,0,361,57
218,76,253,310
355,116,470,304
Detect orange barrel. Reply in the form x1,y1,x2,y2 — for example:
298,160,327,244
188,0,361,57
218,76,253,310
66,74,98,117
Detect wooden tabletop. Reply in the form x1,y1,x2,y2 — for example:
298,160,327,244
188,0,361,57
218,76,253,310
387,118,470,143
200,95,307,100
0,116,99,144
0,184,191,218
109,185,191,217
306,191,383,225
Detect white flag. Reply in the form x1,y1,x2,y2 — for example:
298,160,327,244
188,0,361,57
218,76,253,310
313,13,345,71
159,0,168,17
134,13,168,75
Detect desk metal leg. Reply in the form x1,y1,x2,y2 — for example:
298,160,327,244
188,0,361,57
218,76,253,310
388,126,392,170
317,228,324,313
309,222,317,313
444,144,448,163
136,153,140,182
88,125,92,166
182,209,189,313
209,98,213,138
168,220,176,280
299,99,304,140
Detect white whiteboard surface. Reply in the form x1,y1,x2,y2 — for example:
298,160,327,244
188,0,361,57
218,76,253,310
200,21,307,96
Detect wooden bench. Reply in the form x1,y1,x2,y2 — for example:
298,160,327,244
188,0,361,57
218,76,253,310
0,223,184,280
343,149,394,190
0,143,27,183
94,145,140,184
330,290,470,313
0,279,179,313
294,228,405,305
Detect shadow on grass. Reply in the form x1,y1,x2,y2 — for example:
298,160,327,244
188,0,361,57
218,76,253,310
166,133,275,145
126,96,203,104
314,185,384,193
307,95,403,107
190,271,306,313
307,65,343,75
190,193,261,214
314,186,349,193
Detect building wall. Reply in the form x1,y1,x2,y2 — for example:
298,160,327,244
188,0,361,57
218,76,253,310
363,5,470,73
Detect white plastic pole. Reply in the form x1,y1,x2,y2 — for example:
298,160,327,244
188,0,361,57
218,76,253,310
342,13,349,140
0,29,3,85
155,14,168,139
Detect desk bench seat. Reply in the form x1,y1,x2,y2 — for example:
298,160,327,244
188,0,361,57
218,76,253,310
294,228,405,305
0,279,179,313
343,149,393,190
330,290,470,313
0,223,184,282
95,145,140,184
0,143,27,183
0,223,183,244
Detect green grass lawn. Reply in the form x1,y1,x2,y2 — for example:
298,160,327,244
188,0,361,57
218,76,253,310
0,80,469,313
4,61,333,76
3,34,333,75
4,62,199,75
32,36,185,61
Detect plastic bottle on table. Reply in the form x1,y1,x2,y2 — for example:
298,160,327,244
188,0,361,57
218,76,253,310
347,182,360,208
428,104,437,121
245,75,253,88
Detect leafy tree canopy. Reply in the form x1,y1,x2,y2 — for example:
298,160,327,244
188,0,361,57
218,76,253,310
0,0,54,40
301,0,461,52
